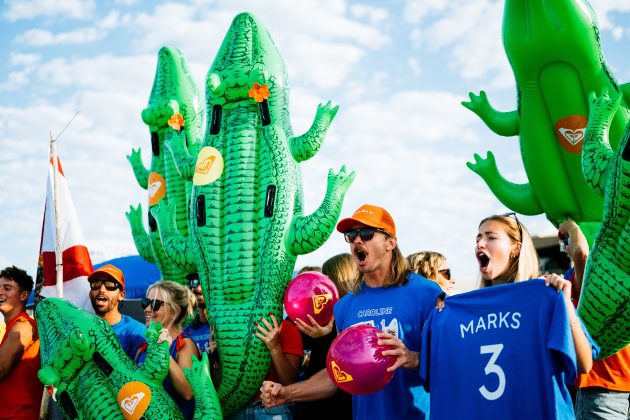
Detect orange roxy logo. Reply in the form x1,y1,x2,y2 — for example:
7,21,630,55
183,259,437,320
117,382,151,420
312,293,331,315
195,156,216,175
147,172,166,206
554,115,588,154
331,361,353,383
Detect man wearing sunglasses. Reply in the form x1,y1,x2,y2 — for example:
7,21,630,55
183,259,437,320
261,204,442,419
88,264,146,359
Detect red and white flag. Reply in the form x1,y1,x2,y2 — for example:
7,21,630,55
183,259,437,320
37,152,93,310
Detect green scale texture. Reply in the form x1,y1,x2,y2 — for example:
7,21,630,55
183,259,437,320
579,90,630,358
126,46,204,283
152,13,354,416
463,0,630,244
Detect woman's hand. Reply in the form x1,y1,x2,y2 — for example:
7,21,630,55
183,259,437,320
543,273,572,303
295,315,334,338
255,313,282,353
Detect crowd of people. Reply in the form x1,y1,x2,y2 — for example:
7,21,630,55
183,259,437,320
0,204,628,419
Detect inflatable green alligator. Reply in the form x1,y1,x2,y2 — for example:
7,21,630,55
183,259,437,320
463,0,630,243
126,46,203,283
152,12,354,415
578,89,630,358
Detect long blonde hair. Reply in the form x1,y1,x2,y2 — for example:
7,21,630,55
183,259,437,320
147,280,197,327
478,214,540,287
322,253,358,297
407,251,447,289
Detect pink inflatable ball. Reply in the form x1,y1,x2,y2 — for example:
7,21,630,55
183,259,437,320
326,325,396,395
284,271,340,326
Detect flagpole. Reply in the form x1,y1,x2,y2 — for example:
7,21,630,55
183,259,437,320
50,133,64,299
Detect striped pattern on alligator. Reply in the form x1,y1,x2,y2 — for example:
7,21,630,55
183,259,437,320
579,90,630,358
463,0,630,244
36,298,190,419
126,46,203,283
151,12,354,416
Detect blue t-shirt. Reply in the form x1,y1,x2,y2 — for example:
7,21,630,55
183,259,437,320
334,272,442,420
182,319,211,354
419,279,577,420
111,314,147,359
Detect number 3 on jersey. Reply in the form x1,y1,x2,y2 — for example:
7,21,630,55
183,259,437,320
479,344,505,401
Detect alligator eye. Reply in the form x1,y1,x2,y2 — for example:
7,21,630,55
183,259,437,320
148,210,157,232
264,185,276,217
151,132,160,156
259,100,271,127
59,391,79,419
196,194,206,227
210,105,222,135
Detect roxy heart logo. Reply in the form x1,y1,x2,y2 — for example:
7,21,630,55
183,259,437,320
193,146,224,186
558,127,585,145
554,115,588,154
147,181,162,198
121,393,145,415
195,156,216,175
147,172,166,206
331,361,353,383
312,293,331,315
117,382,151,420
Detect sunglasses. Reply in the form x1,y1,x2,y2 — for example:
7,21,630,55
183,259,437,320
501,212,523,242
141,297,165,311
344,227,390,243
188,278,200,289
89,279,121,291
439,268,451,280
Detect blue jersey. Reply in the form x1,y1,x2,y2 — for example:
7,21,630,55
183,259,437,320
334,272,442,420
183,319,211,354
111,314,147,359
419,279,577,420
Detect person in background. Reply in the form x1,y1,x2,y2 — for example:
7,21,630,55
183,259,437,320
293,253,356,419
261,204,443,420
136,280,200,419
182,273,213,355
407,251,456,295
0,266,43,420
88,264,147,359
559,220,630,420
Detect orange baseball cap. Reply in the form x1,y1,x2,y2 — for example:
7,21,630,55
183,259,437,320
88,264,125,290
336,204,396,237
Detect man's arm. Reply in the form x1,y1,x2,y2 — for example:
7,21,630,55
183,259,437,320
0,320,34,380
260,368,338,407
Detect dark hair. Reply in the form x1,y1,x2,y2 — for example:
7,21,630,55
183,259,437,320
0,266,34,294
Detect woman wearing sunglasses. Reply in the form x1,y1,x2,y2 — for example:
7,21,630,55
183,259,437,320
407,251,456,295
135,280,200,418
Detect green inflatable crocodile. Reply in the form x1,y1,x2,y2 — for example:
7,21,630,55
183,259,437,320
126,46,203,283
152,12,354,415
463,0,630,243
578,89,630,358
36,298,221,419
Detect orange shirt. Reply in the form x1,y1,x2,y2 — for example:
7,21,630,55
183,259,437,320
576,345,630,392
0,312,43,420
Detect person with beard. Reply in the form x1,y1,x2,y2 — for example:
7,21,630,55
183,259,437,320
182,273,212,355
260,204,442,420
88,264,146,359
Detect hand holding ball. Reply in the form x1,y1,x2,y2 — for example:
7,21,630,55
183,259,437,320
284,271,339,326
326,325,396,395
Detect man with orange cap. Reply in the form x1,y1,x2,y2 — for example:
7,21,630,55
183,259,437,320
260,204,442,419
88,264,146,359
